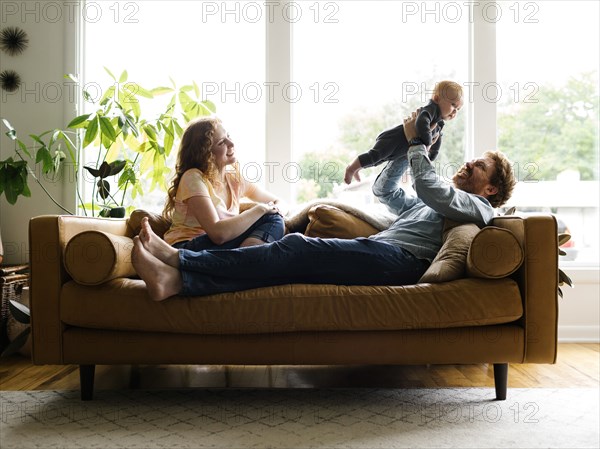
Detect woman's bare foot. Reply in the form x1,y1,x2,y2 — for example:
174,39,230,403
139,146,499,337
138,217,180,268
132,236,183,301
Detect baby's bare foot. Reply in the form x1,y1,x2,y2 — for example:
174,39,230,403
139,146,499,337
132,236,182,301
138,217,180,268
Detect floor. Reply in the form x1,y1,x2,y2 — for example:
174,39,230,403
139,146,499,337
1,343,598,391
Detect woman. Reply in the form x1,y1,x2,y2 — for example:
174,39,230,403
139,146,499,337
162,117,286,250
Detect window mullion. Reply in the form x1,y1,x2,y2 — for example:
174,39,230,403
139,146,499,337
472,1,497,157
265,3,293,202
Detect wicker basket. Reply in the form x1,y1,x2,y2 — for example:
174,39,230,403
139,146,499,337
1,264,29,327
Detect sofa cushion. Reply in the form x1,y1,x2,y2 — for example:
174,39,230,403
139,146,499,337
467,226,524,279
60,277,523,335
419,222,480,283
305,205,378,239
64,231,136,286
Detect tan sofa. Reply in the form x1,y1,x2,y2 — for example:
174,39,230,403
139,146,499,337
28,207,559,401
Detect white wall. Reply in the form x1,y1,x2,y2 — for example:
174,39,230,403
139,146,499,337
558,268,600,342
0,5,77,264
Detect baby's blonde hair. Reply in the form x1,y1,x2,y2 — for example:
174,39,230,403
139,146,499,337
434,80,463,102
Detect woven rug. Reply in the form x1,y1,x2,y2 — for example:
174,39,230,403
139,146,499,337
1,388,598,448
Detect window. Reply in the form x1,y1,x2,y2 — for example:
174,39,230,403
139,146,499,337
497,1,599,265
292,1,468,204
81,0,598,265
83,0,265,212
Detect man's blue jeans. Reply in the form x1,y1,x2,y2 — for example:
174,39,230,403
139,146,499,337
178,233,430,296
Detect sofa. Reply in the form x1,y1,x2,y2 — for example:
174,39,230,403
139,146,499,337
28,205,559,401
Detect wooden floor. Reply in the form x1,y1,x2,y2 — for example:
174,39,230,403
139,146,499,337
1,344,598,392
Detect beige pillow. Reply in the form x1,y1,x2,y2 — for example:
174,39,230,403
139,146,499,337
419,222,480,283
305,205,378,239
466,226,524,279
64,231,136,286
127,209,172,238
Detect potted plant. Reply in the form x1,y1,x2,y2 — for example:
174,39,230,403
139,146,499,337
0,69,216,217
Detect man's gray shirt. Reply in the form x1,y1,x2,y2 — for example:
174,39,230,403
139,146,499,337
369,145,495,262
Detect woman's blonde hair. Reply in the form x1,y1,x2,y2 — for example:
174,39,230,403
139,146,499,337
162,117,222,221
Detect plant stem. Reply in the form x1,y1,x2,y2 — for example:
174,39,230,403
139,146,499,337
120,153,140,206
15,146,74,215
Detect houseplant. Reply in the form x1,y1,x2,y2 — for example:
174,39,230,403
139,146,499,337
1,69,216,217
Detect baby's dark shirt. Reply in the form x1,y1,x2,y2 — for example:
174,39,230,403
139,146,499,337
358,100,445,169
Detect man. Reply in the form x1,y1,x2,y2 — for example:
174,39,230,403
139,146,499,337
132,115,516,301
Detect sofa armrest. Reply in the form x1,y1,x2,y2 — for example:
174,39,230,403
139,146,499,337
29,215,129,364
492,215,559,363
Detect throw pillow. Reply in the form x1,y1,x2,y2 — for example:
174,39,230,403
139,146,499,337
418,222,480,283
305,205,378,239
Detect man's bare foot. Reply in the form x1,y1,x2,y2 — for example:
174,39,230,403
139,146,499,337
138,217,180,268
132,236,183,301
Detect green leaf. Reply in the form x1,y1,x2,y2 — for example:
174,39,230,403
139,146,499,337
100,85,116,105
35,147,54,174
558,233,572,246
84,165,101,178
201,100,217,115
164,124,174,156
99,116,117,143
2,118,17,140
559,269,573,288
0,159,28,204
119,70,128,83
17,140,31,158
135,85,154,99
97,179,111,200
104,67,117,81
9,299,30,324
64,73,78,83
108,160,126,176
83,116,99,148
143,124,157,141
29,134,45,146
150,86,174,96
57,131,77,163
68,113,92,128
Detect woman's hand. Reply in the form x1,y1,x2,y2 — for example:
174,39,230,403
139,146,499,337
258,201,281,216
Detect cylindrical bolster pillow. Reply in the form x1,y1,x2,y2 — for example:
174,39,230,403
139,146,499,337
466,226,524,279
64,231,136,286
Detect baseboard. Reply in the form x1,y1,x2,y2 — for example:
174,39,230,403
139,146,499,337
558,325,600,342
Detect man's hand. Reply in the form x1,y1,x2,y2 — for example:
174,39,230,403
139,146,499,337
403,110,419,141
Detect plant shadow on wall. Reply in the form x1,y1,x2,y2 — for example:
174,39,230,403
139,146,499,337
0,68,215,217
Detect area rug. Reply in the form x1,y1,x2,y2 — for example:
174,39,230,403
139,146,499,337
1,388,598,448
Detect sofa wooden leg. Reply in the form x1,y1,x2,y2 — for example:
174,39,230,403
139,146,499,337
493,363,508,400
80,365,95,401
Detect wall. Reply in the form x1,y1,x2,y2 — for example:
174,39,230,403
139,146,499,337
0,3,78,264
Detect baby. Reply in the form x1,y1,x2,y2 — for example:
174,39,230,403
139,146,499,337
344,80,464,184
